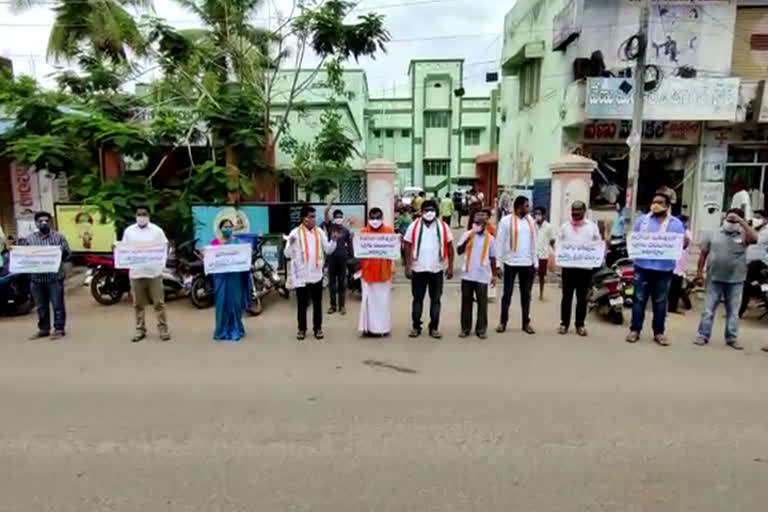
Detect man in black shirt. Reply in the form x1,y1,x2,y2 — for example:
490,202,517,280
324,203,353,315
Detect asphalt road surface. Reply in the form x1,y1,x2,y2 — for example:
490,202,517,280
1,284,767,512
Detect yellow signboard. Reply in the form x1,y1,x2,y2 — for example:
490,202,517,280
54,204,116,253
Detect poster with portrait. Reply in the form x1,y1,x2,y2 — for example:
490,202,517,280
192,205,270,244
54,204,117,253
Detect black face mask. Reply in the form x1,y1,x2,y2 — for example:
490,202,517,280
38,222,51,234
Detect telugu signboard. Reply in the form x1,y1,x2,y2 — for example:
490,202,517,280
353,233,401,260
628,232,684,261
114,241,168,270
586,77,740,121
555,241,605,269
582,120,700,145
203,244,252,274
9,245,62,274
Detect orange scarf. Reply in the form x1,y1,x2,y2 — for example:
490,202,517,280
511,215,535,252
300,225,321,268
465,231,490,272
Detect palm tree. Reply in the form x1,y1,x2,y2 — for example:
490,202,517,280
12,0,152,62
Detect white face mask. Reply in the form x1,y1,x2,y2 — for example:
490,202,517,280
473,223,484,233
422,211,436,221
369,219,383,229
333,218,344,225
136,215,149,227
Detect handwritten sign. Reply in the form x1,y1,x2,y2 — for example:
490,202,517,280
203,244,252,274
628,232,684,260
114,241,168,270
9,245,62,274
556,241,605,269
353,233,401,260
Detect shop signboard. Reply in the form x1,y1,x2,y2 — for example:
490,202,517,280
586,77,740,121
583,120,700,145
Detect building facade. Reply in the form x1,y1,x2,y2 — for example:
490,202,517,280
498,0,768,239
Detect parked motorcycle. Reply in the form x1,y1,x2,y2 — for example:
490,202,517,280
605,236,629,268
588,266,624,324
249,240,289,315
0,251,34,316
612,257,635,307
347,256,361,294
85,253,186,306
741,263,768,318
174,240,213,309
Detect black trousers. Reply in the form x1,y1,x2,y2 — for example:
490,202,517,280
411,271,444,331
500,265,534,327
461,280,488,334
327,257,346,308
668,274,691,313
296,280,323,332
560,268,592,328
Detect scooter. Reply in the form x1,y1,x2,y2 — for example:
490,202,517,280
0,251,34,316
588,266,624,324
249,239,289,315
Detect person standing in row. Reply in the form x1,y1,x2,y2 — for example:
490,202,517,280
286,206,337,340
457,209,497,339
557,201,602,336
694,208,758,350
26,211,71,340
404,199,454,339
323,203,352,315
533,206,555,301
210,219,251,342
496,196,537,334
121,206,171,342
358,208,395,337
626,193,687,346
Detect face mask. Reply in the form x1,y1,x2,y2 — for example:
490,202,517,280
333,218,344,225
650,204,667,215
37,222,51,235
473,223,484,233
136,215,149,227
221,227,233,237
723,221,740,234
369,219,383,229
422,211,436,222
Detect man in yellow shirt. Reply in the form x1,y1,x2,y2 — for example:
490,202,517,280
411,191,425,216
440,193,455,225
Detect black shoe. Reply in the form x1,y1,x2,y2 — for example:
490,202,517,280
314,330,325,340
131,332,146,343
50,330,65,340
29,331,50,340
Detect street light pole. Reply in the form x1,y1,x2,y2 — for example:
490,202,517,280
627,0,651,224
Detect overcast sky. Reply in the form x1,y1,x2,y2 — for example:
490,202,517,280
0,0,510,97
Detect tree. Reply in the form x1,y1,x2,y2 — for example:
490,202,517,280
11,0,152,62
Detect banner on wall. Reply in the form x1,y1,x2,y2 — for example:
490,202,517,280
192,206,270,245
54,204,117,253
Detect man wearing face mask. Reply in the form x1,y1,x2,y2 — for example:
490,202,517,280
25,211,71,340
740,209,768,318
121,206,170,342
323,201,352,315
358,208,395,337
694,208,758,350
626,193,688,346
404,199,455,339
457,209,497,339
533,206,555,301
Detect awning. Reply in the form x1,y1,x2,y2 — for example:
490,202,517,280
475,152,498,164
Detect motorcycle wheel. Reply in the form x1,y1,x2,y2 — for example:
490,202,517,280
190,276,213,309
247,296,263,316
609,308,624,325
90,271,125,305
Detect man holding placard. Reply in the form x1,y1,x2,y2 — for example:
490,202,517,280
23,211,71,340
556,201,603,337
693,208,758,350
356,208,396,337
625,193,687,346
120,206,170,342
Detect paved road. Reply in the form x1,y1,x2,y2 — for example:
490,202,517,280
1,285,767,512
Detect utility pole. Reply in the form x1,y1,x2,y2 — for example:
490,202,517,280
627,0,651,224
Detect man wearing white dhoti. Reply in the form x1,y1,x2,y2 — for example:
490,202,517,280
358,208,395,337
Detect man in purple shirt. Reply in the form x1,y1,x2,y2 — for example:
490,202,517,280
626,192,687,346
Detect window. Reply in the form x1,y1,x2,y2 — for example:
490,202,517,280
424,111,450,128
724,146,768,211
424,160,449,176
518,59,542,110
372,129,381,138
401,129,411,138
464,128,481,146
385,129,394,138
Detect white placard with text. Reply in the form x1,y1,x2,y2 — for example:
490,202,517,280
9,245,62,274
353,233,401,260
555,241,605,269
203,244,252,274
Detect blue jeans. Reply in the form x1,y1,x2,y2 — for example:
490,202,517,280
697,281,742,342
630,267,673,335
31,280,66,333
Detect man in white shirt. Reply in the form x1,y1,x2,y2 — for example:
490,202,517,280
121,206,170,342
285,205,337,340
457,209,497,339
731,183,753,221
533,206,555,301
495,196,537,334
557,201,603,336
404,199,455,339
